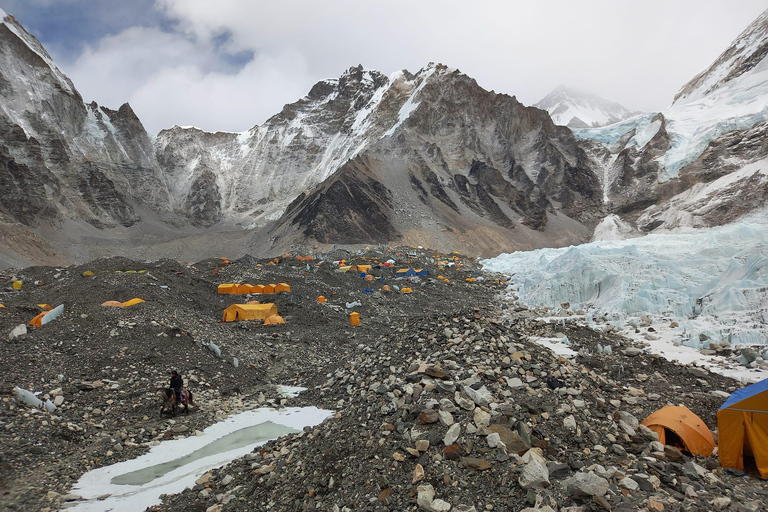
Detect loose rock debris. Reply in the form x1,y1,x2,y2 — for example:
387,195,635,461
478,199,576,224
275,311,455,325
0,248,765,511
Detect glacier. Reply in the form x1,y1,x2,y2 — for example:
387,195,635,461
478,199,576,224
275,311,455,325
482,211,768,350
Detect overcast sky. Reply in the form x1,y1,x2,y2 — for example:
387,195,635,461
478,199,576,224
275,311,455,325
4,0,766,134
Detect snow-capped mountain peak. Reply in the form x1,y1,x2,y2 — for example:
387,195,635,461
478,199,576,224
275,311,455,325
673,9,768,105
535,85,642,128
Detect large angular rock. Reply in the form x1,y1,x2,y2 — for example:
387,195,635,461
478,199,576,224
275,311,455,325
564,472,609,497
463,385,493,407
519,459,550,489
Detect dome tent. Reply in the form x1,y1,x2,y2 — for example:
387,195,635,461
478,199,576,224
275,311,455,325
718,378,768,478
641,405,716,457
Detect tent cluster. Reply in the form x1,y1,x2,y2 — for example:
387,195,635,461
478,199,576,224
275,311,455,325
222,303,283,325
101,298,145,308
218,283,291,295
638,378,768,479
396,268,429,277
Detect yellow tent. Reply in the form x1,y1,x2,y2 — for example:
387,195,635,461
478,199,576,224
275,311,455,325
237,284,258,294
218,283,239,294
0,303,5,308
401,287,413,293
275,283,291,293
264,314,285,325
252,284,265,294
641,405,716,457
223,303,277,322
718,378,768,478
122,298,145,307
355,265,372,273
338,266,352,273
262,284,276,294
101,300,124,307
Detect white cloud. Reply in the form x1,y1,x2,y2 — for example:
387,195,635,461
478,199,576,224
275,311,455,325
62,26,314,133
61,0,768,132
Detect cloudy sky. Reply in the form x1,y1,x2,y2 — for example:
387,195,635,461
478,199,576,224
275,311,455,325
5,0,766,134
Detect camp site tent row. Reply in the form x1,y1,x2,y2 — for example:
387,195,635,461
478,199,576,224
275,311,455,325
218,283,291,294
718,378,768,478
101,298,145,308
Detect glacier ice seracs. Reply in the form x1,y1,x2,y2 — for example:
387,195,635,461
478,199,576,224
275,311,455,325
482,210,768,349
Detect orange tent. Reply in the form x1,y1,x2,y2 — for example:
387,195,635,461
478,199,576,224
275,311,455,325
101,301,124,307
37,304,53,311
122,298,145,307
29,311,47,328
223,303,277,322
317,296,326,303
263,314,285,325
218,283,238,294
275,283,291,293
718,378,768,478
262,284,276,294
237,284,258,294
641,405,716,457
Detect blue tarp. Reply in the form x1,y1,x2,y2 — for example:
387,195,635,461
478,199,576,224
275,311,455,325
719,378,768,410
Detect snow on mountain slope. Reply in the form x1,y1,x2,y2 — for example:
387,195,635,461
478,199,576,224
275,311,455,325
482,209,768,353
674,9,768,105
577,9,768,184
535,85,641,128
156,64,489,227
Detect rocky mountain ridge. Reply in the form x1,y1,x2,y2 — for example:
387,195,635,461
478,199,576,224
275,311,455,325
0,10,169,230
2,8,768,264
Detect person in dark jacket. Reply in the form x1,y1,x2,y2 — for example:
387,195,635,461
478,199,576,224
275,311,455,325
170,370,183,403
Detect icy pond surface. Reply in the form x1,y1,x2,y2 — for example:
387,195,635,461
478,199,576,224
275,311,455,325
68,406,333,512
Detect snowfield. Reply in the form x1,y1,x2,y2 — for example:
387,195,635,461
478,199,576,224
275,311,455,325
482,211,768,355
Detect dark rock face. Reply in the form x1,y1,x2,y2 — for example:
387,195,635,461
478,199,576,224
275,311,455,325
606,114,671,215
282,157,398,244
76,163,138,228
0,147,59,224
185,169,222,227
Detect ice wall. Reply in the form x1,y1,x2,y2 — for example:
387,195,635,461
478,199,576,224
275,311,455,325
482,211,768,349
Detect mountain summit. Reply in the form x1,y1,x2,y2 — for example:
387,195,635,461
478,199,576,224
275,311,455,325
535,85,642,128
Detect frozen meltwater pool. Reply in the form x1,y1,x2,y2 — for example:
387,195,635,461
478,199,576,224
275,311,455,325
68,407,333,512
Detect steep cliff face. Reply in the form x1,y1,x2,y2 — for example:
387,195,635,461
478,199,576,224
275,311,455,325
0,10,168,228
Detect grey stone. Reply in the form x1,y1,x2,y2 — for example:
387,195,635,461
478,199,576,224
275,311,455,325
519,459,549,489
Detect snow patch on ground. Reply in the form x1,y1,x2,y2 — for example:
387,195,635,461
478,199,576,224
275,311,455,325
68,407,333,512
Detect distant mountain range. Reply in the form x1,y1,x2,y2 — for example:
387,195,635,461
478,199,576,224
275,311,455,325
1,7,768,266
535,85,642,128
